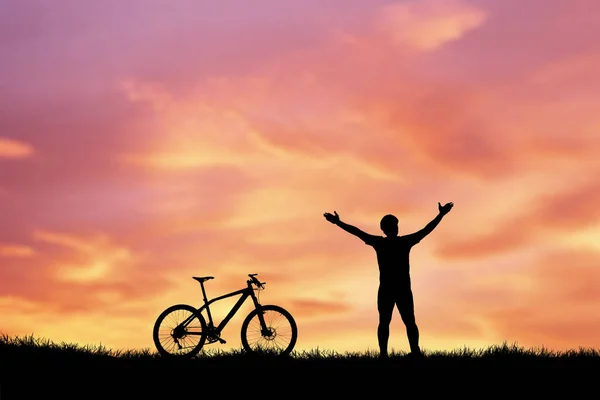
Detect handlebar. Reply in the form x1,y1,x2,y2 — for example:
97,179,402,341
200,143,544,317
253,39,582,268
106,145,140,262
248,273,266,289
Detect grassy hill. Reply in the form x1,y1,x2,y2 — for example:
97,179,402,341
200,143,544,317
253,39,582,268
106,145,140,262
1,333,598,398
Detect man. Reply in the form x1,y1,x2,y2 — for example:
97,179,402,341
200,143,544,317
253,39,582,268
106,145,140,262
323,202,454,358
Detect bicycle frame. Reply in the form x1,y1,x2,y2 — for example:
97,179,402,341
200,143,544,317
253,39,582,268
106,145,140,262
180,281,263,337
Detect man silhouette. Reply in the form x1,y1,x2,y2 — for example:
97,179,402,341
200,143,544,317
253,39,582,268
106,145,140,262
323,202,454,358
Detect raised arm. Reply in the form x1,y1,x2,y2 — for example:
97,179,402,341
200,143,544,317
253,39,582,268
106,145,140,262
323,211,374,242
411,202,454,242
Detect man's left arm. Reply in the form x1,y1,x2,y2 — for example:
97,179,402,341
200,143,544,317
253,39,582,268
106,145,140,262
411,202,454,242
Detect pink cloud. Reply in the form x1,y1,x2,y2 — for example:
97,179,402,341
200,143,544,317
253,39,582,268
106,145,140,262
2,0,600,353
0,137,34,159
376,0,487,51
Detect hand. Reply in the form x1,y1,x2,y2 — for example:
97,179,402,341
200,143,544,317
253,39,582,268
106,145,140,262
438,202,454,215
323,210,340,224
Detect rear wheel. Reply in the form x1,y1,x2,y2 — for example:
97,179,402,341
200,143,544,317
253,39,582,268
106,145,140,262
241,305,297,356
153,304,207,357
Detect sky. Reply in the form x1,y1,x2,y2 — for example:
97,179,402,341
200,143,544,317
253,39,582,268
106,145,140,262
1,0,600,355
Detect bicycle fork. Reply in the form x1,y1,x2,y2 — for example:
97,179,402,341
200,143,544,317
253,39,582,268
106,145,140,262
251,294,273,338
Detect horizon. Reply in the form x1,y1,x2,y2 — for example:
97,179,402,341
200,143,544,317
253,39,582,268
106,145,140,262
1,0,600,354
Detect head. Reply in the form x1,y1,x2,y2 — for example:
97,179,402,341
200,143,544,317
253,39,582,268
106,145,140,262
380,214,399,237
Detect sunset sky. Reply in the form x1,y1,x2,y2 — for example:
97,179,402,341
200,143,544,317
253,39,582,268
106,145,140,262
2,0,600,355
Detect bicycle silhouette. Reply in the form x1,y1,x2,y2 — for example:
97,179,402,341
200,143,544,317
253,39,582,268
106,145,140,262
153,273,298,357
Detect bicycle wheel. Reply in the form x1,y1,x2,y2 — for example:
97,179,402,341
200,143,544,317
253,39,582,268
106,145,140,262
241,304,298,356
153,304,207,357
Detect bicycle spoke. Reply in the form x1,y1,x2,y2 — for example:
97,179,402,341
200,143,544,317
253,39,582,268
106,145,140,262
153,304,207,357
243,307,296,354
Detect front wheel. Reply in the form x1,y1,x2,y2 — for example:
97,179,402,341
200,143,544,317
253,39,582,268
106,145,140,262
241,305,298,356
153,304,207,357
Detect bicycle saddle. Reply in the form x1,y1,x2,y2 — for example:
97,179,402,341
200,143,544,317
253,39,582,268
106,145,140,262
193,276,214,283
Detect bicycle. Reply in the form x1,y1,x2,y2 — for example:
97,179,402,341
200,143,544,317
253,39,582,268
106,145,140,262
153,273,298,357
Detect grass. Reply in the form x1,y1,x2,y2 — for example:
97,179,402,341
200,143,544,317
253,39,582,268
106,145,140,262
2,333,599,365
1,333,598,398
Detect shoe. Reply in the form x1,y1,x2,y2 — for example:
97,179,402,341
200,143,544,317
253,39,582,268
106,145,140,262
407,348,424,358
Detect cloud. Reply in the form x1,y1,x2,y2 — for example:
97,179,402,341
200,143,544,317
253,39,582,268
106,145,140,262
0,229,174,316
288,298,353,318
531,52,600,88
0,244,35,257
0,137,34,158
33,231,135,283
420,247,600,349
436,177,600,261
3,0,600,353
118,78,403,183
376,0,487,51
482,249,600,348
115,0,599,188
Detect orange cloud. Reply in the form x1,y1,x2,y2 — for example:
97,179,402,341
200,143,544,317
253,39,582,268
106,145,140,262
3,0,600,354
376,0,487,51
479,249,600,348
0,229,174,314
0,137,34,158
415,247,600,350
33,230,136,283
436,177,600,260
288,299,353,318
100,7,600,353
0,244,35,257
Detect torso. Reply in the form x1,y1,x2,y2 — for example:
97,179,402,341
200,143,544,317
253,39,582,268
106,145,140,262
369,236,416,286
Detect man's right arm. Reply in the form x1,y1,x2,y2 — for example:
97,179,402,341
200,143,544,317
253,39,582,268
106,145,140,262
335,220,373,243
323,210,375,243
